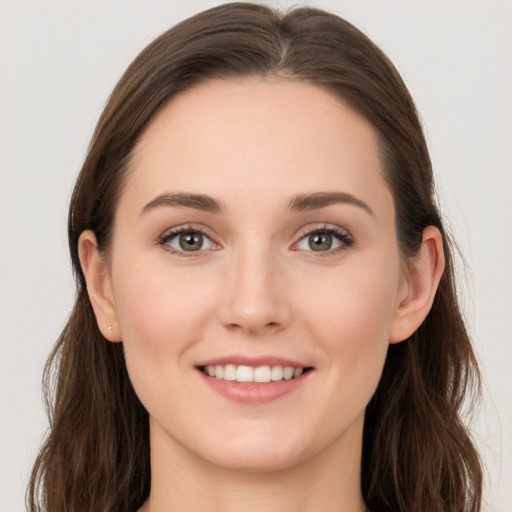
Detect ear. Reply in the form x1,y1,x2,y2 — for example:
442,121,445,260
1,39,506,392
389,226,445,344
78,230,122,342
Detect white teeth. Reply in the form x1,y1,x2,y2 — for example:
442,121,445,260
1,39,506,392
283,366,294,380
271,365,284,381
254,365,271,383
224,364,236,381
203,364,307,383
215,365,224,379
236,365,254,382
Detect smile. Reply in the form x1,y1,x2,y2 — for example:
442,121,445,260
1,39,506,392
200,364,305,383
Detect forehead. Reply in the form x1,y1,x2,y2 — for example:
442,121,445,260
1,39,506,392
123,77,391,217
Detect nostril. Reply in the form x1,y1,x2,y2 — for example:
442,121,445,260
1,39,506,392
224,319,283,335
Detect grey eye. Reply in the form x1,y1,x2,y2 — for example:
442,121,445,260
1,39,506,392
295,229,348,253
308,233,333,251
179,232,203,251
167,231,214,252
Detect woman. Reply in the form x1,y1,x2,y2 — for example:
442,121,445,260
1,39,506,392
27,3,482,511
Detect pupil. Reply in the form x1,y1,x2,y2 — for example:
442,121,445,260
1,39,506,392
309,233,332,251
180,232,202,251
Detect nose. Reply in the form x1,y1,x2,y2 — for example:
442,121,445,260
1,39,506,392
218,244,291,336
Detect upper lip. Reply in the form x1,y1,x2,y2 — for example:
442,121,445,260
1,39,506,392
196,355,310,368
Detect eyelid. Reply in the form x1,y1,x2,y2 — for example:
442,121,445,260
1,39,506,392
158,224,220,257
291,224,353,255
157,222,353,257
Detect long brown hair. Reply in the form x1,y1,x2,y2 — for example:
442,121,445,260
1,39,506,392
27,3,482,511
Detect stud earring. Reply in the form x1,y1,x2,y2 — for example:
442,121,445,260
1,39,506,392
107,326,112,331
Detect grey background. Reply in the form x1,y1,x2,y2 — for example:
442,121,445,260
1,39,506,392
1,1,511,510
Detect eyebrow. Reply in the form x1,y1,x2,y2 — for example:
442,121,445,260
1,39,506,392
141,192,225,215
288,192,374,216
140,191,373,217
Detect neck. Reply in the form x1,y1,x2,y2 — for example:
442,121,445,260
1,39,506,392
142,415,367,512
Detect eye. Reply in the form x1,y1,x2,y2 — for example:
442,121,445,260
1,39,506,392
294,227,352,253
161,228,215,254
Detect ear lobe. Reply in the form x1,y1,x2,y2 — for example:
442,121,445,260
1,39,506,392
78,230,122,342
389,226,445,344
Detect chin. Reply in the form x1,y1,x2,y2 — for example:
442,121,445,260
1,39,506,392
198,441,309,473
182,419,337,474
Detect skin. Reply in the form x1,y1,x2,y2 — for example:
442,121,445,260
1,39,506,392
79,77,444,512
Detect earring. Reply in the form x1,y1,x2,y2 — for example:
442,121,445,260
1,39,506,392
107,326,112,331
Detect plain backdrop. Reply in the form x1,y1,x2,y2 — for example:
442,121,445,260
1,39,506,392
1,1,511,510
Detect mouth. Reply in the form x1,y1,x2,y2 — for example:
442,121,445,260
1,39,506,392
199,364,313,383
196,356,315,403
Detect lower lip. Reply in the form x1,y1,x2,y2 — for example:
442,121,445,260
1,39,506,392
198,370,311,404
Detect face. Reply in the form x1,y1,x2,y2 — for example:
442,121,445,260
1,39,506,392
103,77,409,472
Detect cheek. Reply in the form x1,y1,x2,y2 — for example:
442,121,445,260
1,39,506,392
111,256,219,363
296,251,401,388
110,258,223,422
301,262,399,343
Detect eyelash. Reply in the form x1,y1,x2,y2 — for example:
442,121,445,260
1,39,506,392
158,224,353,258
293,225,353,257
158,224,216,258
